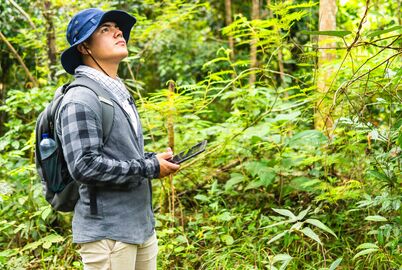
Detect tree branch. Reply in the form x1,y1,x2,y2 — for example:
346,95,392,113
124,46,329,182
7,0,36,29
0,31,38,87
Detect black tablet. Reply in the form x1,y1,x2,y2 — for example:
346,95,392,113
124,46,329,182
169,140,207,164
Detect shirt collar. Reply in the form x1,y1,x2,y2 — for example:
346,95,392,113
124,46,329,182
74,65,130,102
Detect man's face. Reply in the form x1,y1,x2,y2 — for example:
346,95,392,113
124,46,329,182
84,21,128,64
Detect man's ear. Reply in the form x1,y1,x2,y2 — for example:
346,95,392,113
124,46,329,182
77,43,91,55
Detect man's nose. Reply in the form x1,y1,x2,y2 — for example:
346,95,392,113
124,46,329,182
114,28,123,38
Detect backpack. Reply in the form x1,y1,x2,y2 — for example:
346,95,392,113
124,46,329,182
35,76,114,212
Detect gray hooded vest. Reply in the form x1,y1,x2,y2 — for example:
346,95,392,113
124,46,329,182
56,82,157,244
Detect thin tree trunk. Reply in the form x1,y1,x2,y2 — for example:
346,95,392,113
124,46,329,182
43,1,57,79
315,0,337,133
249,0,259,87
0,31,37,87
225,0,235,60
167,81,175,220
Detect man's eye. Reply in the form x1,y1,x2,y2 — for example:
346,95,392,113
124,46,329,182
101,27,109,33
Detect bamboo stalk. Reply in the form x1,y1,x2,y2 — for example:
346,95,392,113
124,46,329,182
0,31,38,87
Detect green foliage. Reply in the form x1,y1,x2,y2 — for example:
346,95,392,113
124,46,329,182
0,0,401,269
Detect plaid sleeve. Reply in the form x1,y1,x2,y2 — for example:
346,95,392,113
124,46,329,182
58,102,160,185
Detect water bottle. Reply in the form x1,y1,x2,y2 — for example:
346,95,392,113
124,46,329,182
39,133,57,160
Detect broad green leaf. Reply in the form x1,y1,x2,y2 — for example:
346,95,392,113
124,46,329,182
290,177,322,192
245,180,266,190
301,30,352,37
22,240,42,251
365,215,387,222
258,170,276,187
398,130,402,146
41,207,52,221
272,208,297,220
290,222,303,231
288,130,328,149
42,234,64,249
329,258,343,270
274,253,293,270
353,248,379,260
305,219,337,238
244,161,268,177
296,206,311,220
367,26,402,38
268,230,288,244
245,169,275,190
217,212,235,222
0,249,18,258
301,227,322,245
271,111,301,122
225,173,245,191
272,254,292,264
260,220,291,229
356,243,379,250
221,234,234,245
194,194,209,202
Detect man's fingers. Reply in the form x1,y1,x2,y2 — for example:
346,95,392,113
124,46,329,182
157,151,173,160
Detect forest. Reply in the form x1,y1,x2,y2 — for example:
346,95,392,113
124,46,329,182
0,0,401,269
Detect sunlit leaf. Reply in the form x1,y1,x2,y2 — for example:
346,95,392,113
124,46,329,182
301,30,352,37
272,253,292,264
42,234,64,249
272,208,297,220
268,230,288,244
329,257,343,270
221,234,234,245
356,243,379,250
367,26,402,38
217,212,235,222
305,219,337,238
225,173,245,191
41,207,52,221
301,227,322,245
296,206,311,220
353,248,379,260
365,215,387,222
194,194,209,202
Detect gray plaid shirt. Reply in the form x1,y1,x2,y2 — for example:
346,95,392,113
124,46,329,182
56,69,159,185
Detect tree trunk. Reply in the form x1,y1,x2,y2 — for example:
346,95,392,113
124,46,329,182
167,81,176,219
43,1,57,79
249,0,259,87
225,0,235,60
315,0,337,133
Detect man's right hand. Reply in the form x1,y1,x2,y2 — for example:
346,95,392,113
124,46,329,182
156,148,180,178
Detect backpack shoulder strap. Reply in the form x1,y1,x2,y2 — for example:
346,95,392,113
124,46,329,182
65,76,114,143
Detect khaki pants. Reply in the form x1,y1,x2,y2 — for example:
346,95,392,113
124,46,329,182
79,234,158,270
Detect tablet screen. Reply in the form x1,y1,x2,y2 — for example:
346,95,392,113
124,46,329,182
171,140,207,164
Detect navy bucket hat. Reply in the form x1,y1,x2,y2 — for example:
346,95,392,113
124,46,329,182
61,8,136,75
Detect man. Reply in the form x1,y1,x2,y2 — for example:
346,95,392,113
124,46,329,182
58,8,180,269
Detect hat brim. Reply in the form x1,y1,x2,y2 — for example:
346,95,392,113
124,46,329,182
61,10,136,75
